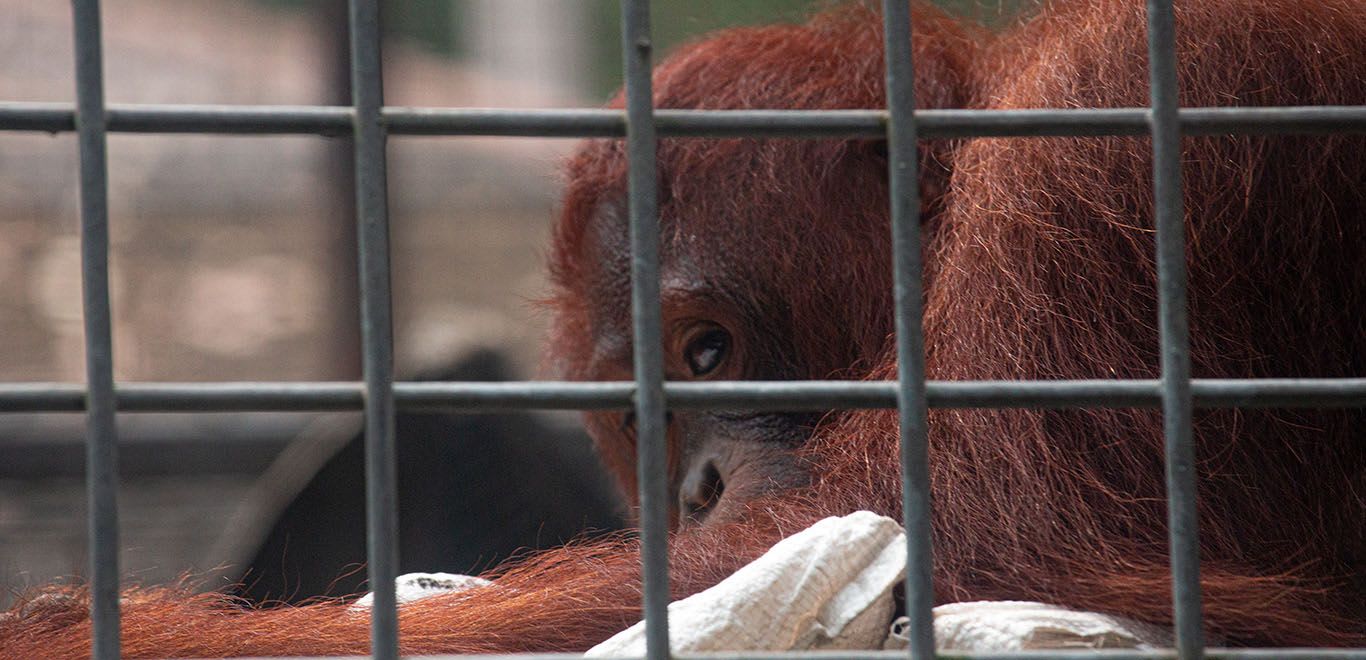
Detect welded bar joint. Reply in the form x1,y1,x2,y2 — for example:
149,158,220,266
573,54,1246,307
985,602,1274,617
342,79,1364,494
1145,1,1205,658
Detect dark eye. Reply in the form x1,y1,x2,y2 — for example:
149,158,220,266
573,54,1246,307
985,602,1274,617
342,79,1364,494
684,327,730,377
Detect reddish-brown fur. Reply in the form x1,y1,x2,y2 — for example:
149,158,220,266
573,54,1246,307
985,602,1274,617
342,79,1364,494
3,0,1363,656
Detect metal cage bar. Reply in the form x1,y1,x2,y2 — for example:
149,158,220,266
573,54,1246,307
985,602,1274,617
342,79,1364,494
347,0,401,657
69,1,121,658
881,2,936,659
1143,2,1204,658
2,378,1364,413
8,1,1364,659
621,1,672,658
4,103,1366,138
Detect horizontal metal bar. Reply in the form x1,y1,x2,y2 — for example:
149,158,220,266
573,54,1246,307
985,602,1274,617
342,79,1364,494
0,102,352,135
3,103,1365,138
0,381,632,412
387,107,621,137
921,106,1366,138
1,378,1363,413
654,109,883,137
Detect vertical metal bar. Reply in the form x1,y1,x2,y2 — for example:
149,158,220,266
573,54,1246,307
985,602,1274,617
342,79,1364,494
1144,2,1204,659
881,3,936,660
70,1,120,658
621,1,671,659
348,0,399,658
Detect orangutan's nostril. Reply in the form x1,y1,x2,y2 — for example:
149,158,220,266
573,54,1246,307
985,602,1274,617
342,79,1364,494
680,460,725,524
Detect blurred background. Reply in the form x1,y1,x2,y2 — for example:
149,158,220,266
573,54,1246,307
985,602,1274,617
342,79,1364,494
0,0,1026,606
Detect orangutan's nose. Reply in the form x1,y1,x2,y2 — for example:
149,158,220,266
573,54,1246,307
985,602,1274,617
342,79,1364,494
678,458,725,525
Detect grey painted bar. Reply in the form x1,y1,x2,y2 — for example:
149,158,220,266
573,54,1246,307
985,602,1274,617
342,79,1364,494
2,379,1364,413
1144,1,1205,658
5,103,1366,138
70,0,121,657
346,0,400,657
621,0,672,658
881,1,937,659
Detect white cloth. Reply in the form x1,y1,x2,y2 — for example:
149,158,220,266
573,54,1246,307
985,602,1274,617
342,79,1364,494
351,572,490,609
889,601,1171,651
362,512,1173,653
587,510,906,656
587,512,1171,655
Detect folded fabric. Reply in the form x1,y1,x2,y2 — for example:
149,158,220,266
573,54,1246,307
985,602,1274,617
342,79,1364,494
361,511,1172,653
889,601,1171,651
587,511,1171,655
588,510,905,656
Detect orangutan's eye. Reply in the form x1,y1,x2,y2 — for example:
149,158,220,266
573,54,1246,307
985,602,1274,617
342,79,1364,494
683,326,730,377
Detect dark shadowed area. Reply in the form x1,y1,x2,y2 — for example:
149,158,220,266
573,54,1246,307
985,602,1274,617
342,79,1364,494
236,350,623,604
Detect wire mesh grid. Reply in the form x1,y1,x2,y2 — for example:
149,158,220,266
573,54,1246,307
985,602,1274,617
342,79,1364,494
0,0,1364,659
